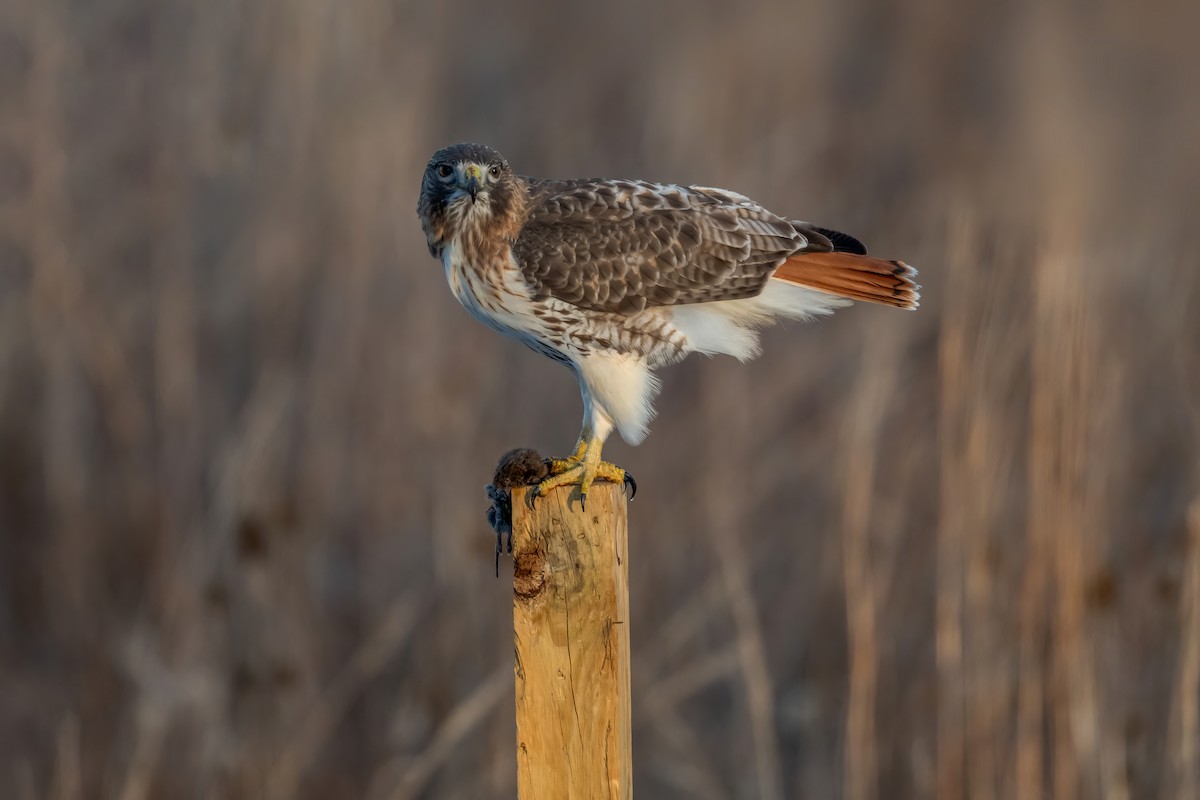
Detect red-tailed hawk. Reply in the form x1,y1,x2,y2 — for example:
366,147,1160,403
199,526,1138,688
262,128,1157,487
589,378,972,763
417,143,919,505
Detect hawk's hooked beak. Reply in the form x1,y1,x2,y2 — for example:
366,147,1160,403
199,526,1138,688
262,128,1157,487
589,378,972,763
460,163,482,203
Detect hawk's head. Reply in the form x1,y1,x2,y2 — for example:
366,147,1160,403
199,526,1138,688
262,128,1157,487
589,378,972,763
417,143,524,258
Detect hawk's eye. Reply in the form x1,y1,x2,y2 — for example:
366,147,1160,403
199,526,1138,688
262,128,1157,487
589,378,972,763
488,164,502,179
436,163,453,178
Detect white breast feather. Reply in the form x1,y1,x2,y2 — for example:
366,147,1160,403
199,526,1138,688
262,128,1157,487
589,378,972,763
442,240,543,346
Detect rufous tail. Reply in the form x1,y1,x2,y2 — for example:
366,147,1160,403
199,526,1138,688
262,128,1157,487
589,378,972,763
772,252,920,310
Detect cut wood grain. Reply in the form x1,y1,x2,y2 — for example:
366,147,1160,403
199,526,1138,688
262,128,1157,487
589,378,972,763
512,483,632,799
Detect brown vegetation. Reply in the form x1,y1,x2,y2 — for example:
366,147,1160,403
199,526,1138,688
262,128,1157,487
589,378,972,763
1,0,1198,797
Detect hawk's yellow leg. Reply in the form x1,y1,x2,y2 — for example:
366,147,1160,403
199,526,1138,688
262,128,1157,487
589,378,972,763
535,425,635,507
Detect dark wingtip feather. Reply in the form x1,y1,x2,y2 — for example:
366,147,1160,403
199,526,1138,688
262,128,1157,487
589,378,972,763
813,226,868,255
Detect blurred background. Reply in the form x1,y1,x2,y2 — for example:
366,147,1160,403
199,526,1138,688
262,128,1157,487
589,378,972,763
1,0,1198,798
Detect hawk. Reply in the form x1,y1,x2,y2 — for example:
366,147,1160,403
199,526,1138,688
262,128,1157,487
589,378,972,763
417,143,919,504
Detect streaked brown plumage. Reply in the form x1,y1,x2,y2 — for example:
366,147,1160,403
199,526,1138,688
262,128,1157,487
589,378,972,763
417,143,920,503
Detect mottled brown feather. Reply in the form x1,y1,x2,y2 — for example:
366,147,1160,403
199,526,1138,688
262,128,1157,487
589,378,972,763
507,177,921,315
512,180,812,313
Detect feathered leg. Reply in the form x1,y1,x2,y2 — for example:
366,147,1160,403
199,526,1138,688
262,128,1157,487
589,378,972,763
534,389,635,507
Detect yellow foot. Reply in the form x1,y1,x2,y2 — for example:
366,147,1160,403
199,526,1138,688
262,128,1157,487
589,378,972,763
546,455,582,475
545,435,589,475
531,459,636,509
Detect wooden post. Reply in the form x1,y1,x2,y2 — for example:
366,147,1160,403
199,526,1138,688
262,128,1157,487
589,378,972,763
511,482,632,798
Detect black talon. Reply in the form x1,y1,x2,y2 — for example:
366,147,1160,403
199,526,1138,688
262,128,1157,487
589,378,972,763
580,490,587,512
623,471,637,501
526,486,540,509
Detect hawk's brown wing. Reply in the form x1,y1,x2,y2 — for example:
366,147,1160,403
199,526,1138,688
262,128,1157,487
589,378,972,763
512,179,837,314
